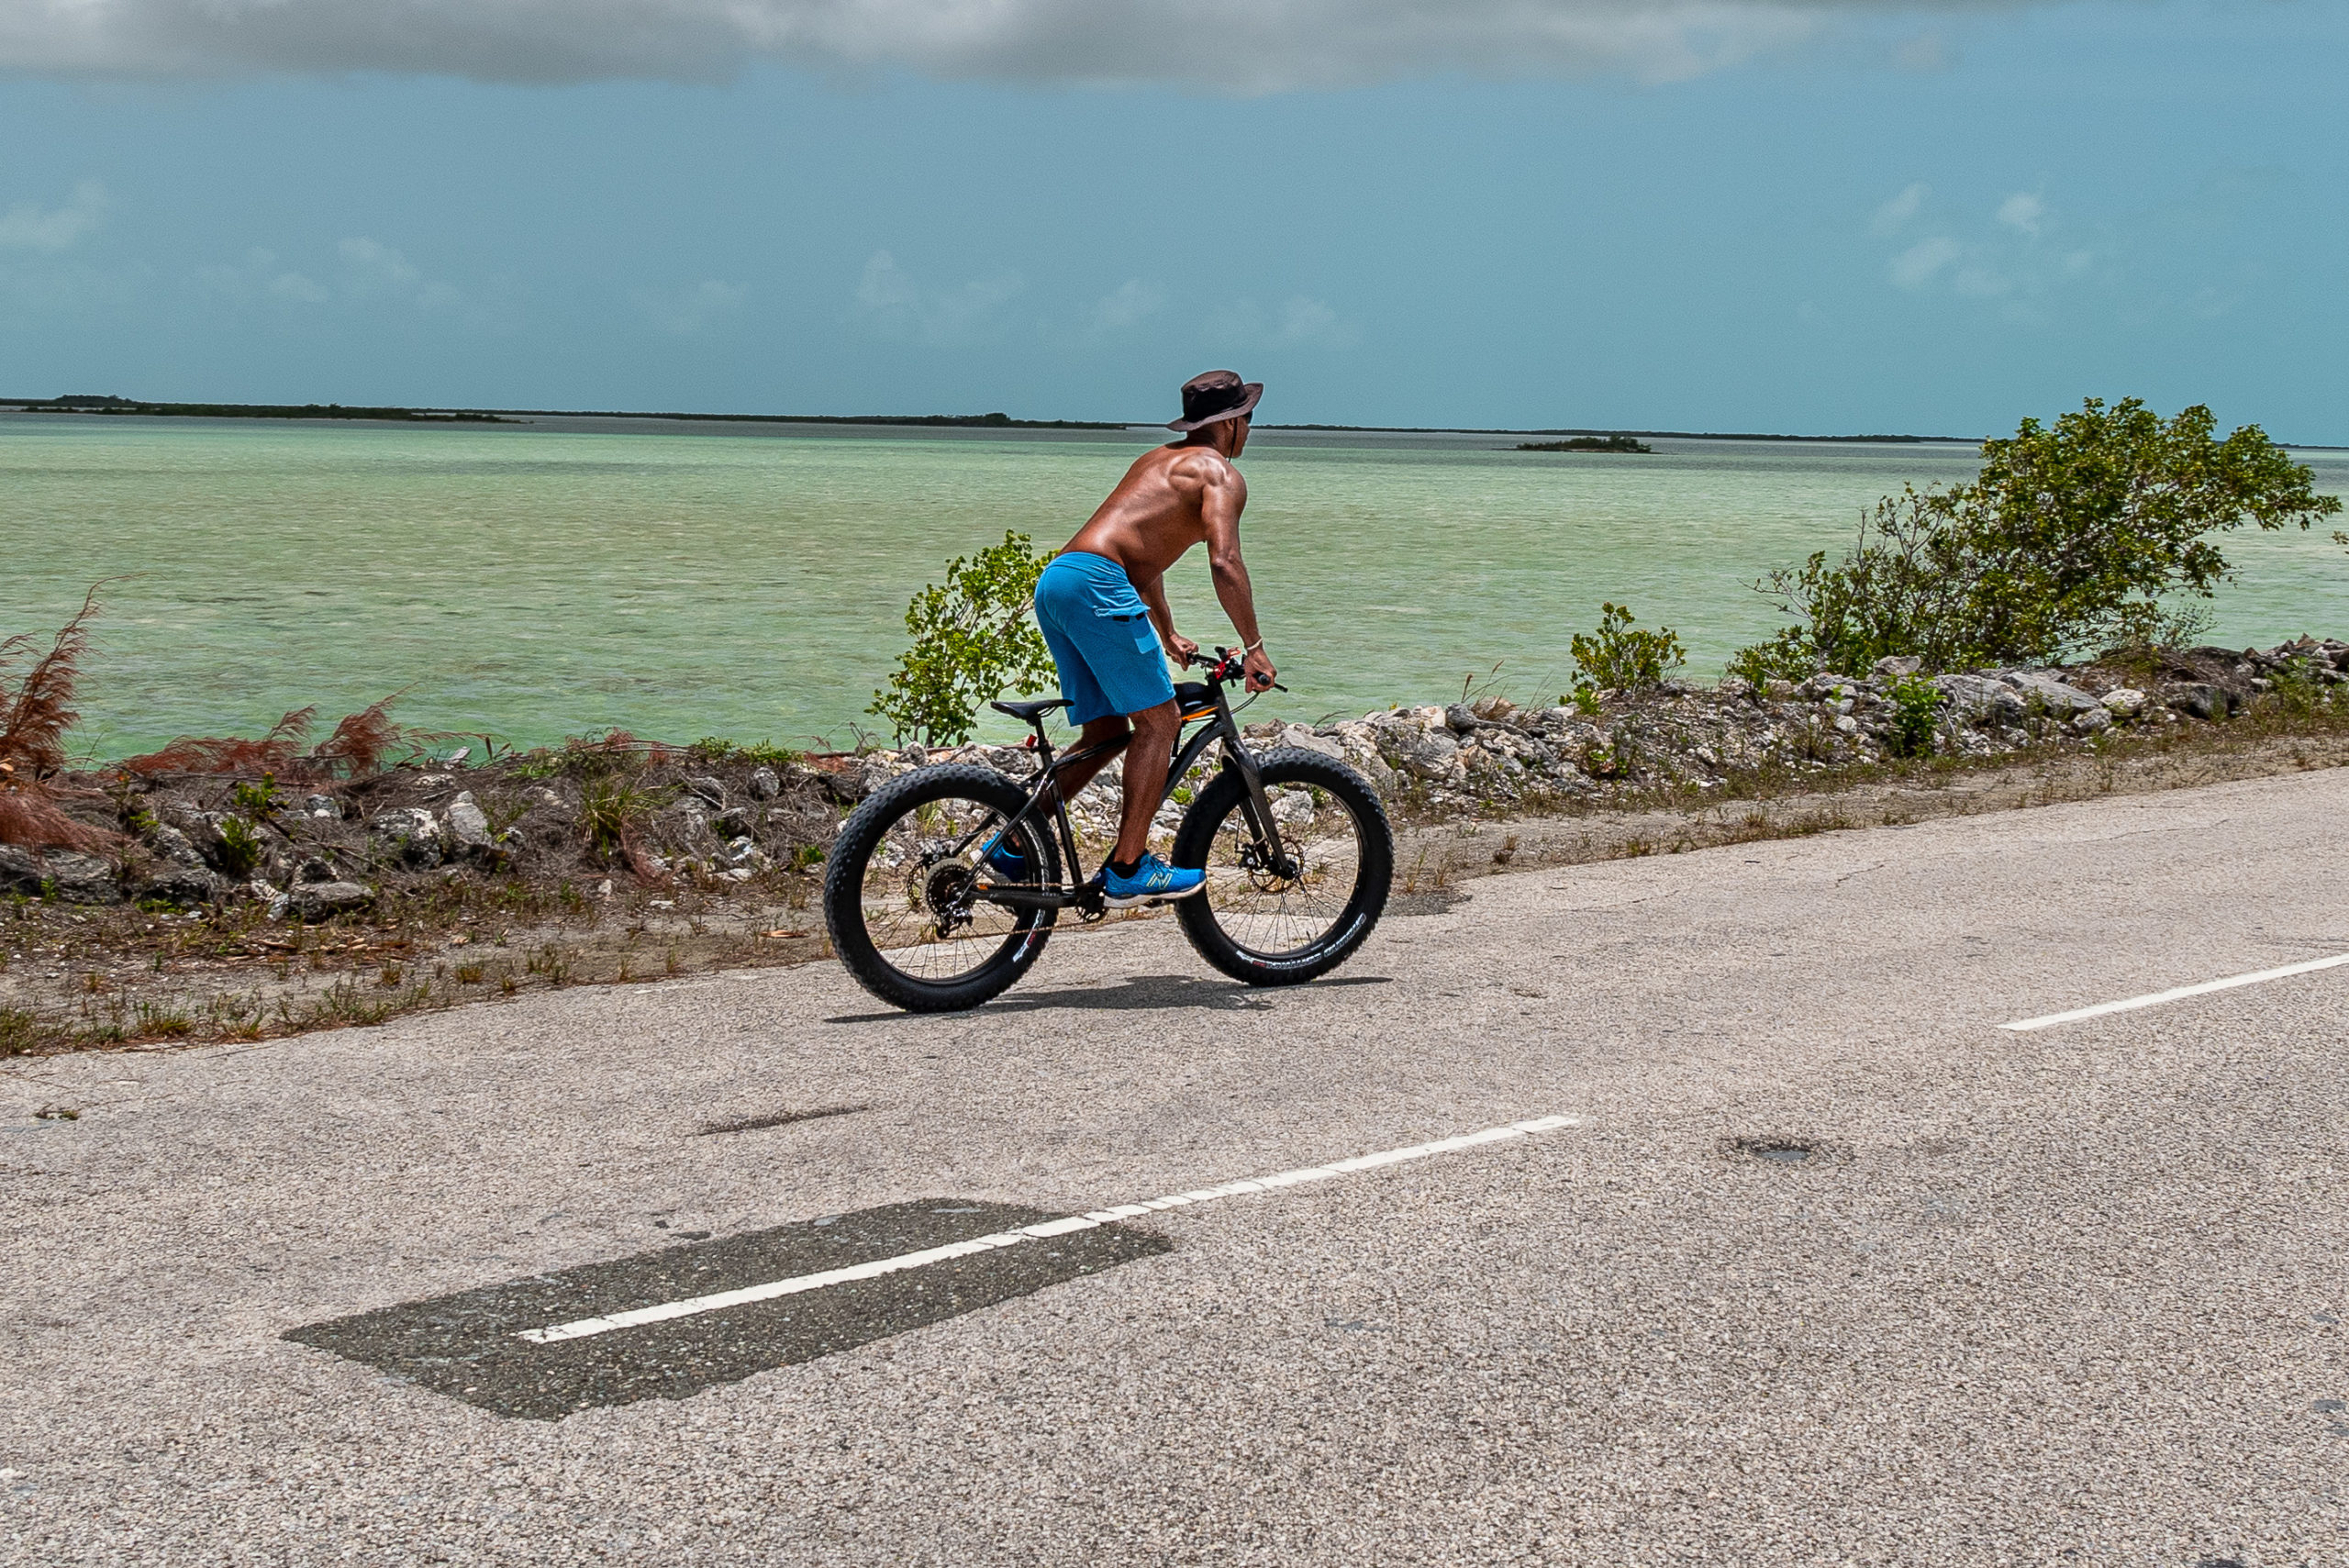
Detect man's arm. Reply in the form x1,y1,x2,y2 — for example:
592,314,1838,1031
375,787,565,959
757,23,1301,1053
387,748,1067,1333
1197,455,1275,691
1133,572,1197,666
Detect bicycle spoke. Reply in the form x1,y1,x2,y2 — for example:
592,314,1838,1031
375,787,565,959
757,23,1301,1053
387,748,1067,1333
1198,787,1365,958
854,797,1041,984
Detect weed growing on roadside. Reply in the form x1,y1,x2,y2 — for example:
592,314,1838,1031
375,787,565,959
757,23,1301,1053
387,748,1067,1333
1888,675,1943,759
230,775,281,817
216,816,264,878
578,774,674,864
690,738,804,768
0,1006,37,1054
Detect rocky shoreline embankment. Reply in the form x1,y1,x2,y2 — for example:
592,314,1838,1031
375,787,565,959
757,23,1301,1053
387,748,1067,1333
2,638,2343,915
1,636,2343,1055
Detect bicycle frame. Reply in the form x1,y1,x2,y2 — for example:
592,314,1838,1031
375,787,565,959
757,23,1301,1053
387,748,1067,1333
964,663,1286,917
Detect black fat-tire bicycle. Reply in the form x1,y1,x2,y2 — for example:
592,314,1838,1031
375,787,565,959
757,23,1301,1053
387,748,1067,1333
823,648,1393,1013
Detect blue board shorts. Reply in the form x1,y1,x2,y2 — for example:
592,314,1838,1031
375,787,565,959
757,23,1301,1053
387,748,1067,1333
1032,550,1177,726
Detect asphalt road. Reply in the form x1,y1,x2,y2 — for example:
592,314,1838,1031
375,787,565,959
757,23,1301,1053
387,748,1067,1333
5,768,2346,1566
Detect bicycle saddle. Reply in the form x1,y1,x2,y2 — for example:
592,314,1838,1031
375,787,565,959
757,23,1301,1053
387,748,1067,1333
991,697,1073,722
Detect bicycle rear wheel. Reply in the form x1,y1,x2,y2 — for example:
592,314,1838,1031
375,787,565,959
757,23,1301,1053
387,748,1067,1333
1171,747,1392,986
822,763,1062,1013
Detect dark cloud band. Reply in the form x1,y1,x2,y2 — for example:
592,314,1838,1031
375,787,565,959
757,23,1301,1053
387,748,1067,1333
0,0,2046,90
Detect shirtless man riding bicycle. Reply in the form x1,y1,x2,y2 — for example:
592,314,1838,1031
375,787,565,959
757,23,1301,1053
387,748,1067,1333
1004,369,1280,906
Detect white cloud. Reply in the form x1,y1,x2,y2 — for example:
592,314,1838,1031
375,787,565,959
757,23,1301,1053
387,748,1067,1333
1208,294,1358,350
636,278,745,334
1878,190,2097,317
0,1,2078,92
1996,191,2045,236
197,246,328,303
338,237,459,307
1892,30,1949,70
1274,295,1353,348
1870,181,1929,237
855,250,1021,345
1889,236,1961,288
195,239,456,309
271,272,328,303
0,181,107,252
1089,278,1165,335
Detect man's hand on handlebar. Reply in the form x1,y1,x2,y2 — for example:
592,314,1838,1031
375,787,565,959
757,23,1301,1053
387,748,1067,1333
1163,631,1199,667
1189,644,1286,693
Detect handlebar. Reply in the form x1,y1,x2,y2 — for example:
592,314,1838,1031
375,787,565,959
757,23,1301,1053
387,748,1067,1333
1185,646,1286,693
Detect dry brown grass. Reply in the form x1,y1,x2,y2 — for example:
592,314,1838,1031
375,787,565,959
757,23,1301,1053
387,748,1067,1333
119,693,436,781
0,586,120,851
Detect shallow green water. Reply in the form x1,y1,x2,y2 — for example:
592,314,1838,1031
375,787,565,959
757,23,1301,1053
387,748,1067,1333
6,416,2344,759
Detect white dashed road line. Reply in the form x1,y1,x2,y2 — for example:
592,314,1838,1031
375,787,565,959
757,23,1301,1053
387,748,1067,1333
1999,951,2349,1033
517,1115,1583,1346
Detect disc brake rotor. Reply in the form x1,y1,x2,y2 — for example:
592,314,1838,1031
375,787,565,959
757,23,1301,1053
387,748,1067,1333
921,858,978,934
1239,834,1307,892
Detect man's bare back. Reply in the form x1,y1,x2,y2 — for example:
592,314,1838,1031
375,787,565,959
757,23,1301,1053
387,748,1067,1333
1062,418,1275,695
1065,443,1245,584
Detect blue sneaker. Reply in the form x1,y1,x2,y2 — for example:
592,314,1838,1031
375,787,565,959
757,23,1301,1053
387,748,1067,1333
1101,853,1206,908
980,833,1030,883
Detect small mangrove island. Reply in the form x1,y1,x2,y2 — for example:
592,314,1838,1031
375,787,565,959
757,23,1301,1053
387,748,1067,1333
1517,434,1653,453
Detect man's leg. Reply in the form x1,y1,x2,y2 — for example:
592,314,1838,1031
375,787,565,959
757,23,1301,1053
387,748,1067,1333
1111,699,1180,868
1047,716,1132,806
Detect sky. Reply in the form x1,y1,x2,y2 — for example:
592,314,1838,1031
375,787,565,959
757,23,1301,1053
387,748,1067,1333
1,0,2343,439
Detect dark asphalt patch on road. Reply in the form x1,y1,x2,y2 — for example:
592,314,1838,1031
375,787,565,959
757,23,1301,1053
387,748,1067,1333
284,1199,1170,1420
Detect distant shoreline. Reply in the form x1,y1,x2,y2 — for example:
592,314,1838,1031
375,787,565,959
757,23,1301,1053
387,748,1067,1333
7,397,2343,450
0,394,1972,442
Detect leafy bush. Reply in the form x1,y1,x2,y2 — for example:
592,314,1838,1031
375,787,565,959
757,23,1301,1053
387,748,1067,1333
690,738,802,768
870,531,1058,747
1734,398,2342,675
230,775,281,817
216,816,264,878
1568,602,1685,697
1887,675,1943,758
1725,630,1818,688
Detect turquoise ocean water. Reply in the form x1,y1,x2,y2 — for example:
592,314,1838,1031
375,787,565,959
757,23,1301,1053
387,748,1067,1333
5,414,2344,759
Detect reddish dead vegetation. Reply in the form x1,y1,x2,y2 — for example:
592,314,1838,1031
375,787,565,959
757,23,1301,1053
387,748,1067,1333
0,587,116,851
2,585,438,851
120,695,428,781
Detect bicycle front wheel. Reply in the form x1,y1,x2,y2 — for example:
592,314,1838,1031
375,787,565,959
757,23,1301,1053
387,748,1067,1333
822,763,1061,1013
1171,747,1392,986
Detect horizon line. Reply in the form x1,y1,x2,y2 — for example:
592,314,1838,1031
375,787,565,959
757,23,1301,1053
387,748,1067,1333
9,395,2345,450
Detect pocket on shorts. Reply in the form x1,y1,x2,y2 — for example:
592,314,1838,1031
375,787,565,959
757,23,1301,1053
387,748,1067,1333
1100,608,1153,647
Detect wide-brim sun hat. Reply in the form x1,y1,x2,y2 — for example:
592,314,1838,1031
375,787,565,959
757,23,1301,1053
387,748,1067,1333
1168,369,1264,431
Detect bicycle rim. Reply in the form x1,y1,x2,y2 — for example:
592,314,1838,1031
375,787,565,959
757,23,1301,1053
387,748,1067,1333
852,794,1049,987
1195,784,1373,960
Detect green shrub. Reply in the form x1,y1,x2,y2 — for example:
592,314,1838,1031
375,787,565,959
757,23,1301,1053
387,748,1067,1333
871,531,1059,748
1887,675,1943,758
1735,397,2340,675
230,775,280,817
1568,603,1685,697
690,739,803,768
2266,657,2334,720
1725,630,1817,687
216,816,264,878
579,775,673,861
0,1006,38,1055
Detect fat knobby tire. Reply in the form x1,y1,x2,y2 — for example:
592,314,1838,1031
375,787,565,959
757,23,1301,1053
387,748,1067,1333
1171,747,1393,986
822,762,1061,1013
